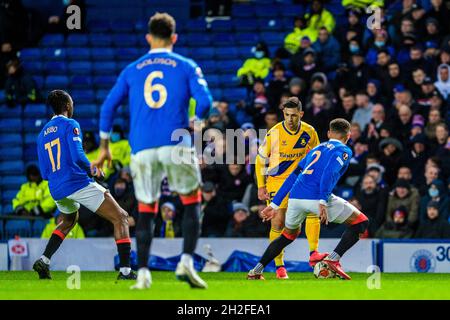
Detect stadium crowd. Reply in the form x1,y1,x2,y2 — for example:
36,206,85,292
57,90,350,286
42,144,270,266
1,0,450,239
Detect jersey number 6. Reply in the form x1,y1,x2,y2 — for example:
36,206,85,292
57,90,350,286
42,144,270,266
144,71,167,109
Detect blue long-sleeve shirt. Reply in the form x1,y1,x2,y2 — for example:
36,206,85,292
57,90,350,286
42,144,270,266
271,139,352,207
99,48,212,153
37,116,92,200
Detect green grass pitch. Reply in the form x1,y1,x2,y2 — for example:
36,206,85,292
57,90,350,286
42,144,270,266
1,271,450,300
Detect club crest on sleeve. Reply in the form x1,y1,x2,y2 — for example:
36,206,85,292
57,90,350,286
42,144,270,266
342,152,348,160
73,127,80,135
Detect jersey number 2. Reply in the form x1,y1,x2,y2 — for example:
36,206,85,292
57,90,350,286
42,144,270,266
144,71,167,109
303,151,321,175
44,138,61,172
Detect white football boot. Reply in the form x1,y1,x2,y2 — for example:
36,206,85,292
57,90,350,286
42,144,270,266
175,257,208,289
130,267,152,290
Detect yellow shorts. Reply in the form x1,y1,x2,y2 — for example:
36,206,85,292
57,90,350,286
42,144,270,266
266,179,289,209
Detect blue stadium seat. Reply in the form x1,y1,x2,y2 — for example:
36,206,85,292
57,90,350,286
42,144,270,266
24,133,36,144
216,60,241,73
212,33,235,47
92,61,117,75
91,48,115,60
22,61,43,73
43,62,67,75
0,90,5,103
211,20,232,32
134,19,147,33
23,119,46,133
191,47,215,60
334,186,354,200
222,88,247,102
236,33,258,45
75,104,98,118
0,119,22,133
66,48,91,60
232,5,256,18
68,61,93,75
18,48,42,61
93,75,116,89
45,76,69,89
88,20,110,33
71,75,93,89
187,33,211,46
70,90,96,104
96,89,110,103
112,33,138,47
186,19,207,33
24,104,47,118
206,74,220,88
89,34,113,47
260,32,285,46
32,219,48,237
40,34,64,47
23,143,37,162
33,76,45,90
78,118,98,131
0,107,22,119
215,47,239,60
1,176,26,190
113,20,134,33
43,48,66,60
116,60,130,71
255,5,281,18
233,19,258,32
0,147,22,161
280,4,304,18
175,47,190,57
258,19,283,31
66,34,89,47
5,220,31,238
197,60,217,73
116,48,140,61
219,74,240,87
210,88,223,100
0,161,24,175
0,220,3,237
2,190,17,203
0,134,22,147
2,204,13,215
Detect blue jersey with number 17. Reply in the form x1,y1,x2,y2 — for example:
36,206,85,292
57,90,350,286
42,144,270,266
37,115,92,201
99,48,212,154
272,139,353,206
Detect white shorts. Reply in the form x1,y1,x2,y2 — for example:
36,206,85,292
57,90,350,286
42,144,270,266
285,194,360,230
55,182,106,214
130,145,201,204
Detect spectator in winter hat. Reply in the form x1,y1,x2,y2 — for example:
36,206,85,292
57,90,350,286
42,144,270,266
375,205,414,239
410,114,425,137
415,200,450,239
386,179,420,227
419,179,449,223
425,109,443,140
434,64,450,99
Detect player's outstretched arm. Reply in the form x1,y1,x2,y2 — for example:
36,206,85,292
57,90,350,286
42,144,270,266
270,162,304,209
187,61,213,119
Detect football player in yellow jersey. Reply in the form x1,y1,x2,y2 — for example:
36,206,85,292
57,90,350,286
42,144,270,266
255,97,327,279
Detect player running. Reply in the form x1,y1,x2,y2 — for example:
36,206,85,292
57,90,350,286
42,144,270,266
248,118,369,280
33,90,135,280
255,97,326,279
92,13,212,289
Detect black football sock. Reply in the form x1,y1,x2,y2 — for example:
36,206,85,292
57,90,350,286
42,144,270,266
258,234,294,268
42,230,65,261
182,203,200,255
116,239,131,269
136,213,155,269
333,220,369,257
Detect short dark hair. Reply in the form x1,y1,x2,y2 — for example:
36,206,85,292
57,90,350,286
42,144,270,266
280,97,302,111
47,90,71,115
330,118,351,136
148,12,176,40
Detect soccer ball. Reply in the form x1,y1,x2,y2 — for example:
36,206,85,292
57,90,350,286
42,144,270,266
313,261,336,279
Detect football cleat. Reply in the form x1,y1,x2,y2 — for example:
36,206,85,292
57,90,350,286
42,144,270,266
33,258,51,280
247,269,265,280
130,268,152,290
117,270,137,280
276,266,289,279
309,251,329,267
175,261,208,289
322,258,351,280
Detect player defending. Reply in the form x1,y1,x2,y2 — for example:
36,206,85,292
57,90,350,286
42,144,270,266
255,97,326,279
248,119,369,280
33,90,135,280
92,13,212,289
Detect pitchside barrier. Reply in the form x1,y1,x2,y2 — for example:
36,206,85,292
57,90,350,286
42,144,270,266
1,238,450,273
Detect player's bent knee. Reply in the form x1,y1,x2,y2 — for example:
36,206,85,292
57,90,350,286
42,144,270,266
282,228,300,241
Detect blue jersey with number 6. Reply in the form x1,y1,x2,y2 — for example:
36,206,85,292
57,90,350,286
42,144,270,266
99,48,212,153
37,115,92,200
272,139,352,205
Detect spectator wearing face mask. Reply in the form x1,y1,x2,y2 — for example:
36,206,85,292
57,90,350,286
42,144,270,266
12,164,55,217
386,179,420,227
200,182,232,237
354,174,388,236
415,200,450,238
375,206,414,239
419,179,449,223
237,41,271,86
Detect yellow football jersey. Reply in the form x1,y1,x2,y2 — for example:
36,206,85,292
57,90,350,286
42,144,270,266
256,121,320,187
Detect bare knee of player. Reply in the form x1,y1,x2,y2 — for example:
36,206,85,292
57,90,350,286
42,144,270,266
57,212,78,235
101,192,129,227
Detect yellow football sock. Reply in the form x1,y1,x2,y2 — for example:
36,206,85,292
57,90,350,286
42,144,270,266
305,215,320,253
269,228,284,267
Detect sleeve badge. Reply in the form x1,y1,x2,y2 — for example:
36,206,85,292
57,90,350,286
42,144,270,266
73,127,80,135
342,152,348,160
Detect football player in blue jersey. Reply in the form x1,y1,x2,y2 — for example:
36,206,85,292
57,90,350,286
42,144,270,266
33,90,135,281
92,13,212,289
247,119,369,280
